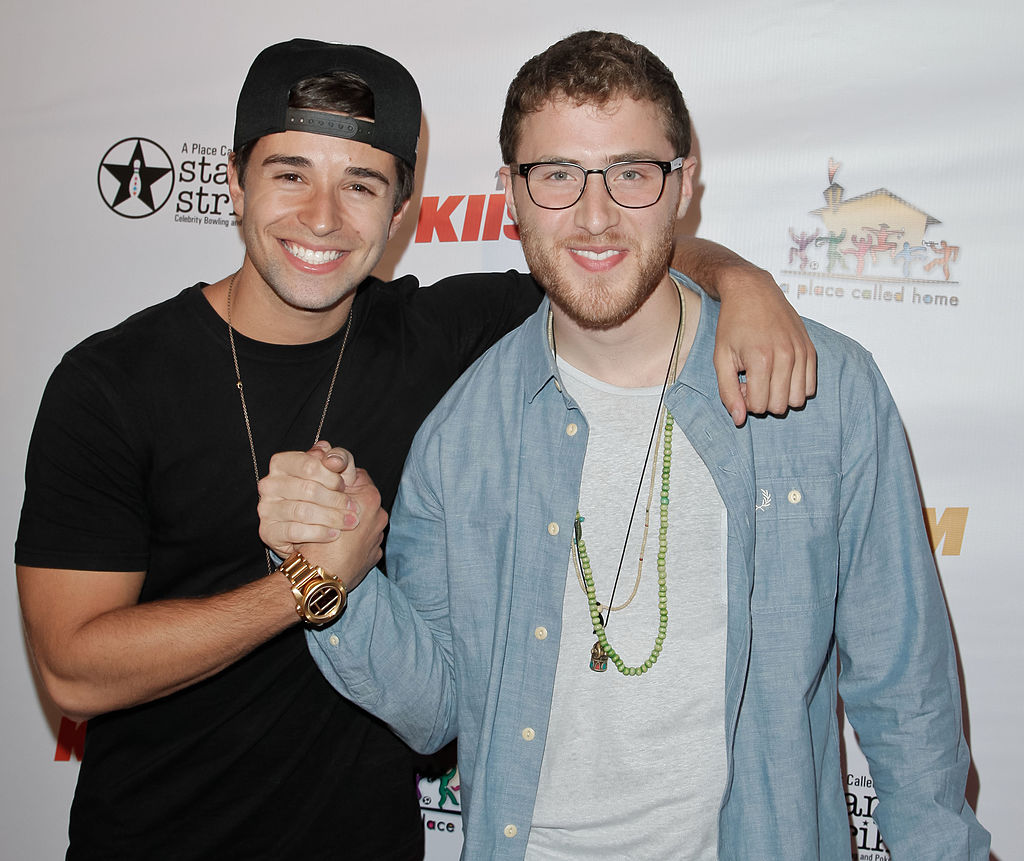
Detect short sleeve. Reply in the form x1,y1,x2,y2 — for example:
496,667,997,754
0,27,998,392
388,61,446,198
16,351,150,571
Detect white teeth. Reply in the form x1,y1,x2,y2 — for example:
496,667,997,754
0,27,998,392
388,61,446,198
284,242,343,265
571,249,619,261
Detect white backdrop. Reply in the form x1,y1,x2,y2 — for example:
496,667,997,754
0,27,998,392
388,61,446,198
2,1,1019,858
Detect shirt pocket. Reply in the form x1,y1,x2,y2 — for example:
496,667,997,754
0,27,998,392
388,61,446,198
750,473,840,614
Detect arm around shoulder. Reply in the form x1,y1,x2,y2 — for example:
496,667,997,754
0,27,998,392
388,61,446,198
673,236,816,425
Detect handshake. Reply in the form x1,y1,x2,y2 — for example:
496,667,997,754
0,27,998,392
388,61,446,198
258,440,388,598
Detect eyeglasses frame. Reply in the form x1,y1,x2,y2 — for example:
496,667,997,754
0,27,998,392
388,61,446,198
514,156,685,210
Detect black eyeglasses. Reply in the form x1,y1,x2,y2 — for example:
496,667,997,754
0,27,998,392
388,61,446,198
515,157,684,210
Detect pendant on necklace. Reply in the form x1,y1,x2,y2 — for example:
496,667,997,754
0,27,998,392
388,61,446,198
590,641,609,673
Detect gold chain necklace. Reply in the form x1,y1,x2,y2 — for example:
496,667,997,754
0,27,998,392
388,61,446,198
225,271,354,572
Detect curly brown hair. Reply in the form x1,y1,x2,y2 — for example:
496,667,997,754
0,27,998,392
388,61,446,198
499,31,691,165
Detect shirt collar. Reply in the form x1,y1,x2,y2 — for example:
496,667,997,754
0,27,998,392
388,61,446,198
520,270,722,406
670,269,722,401
522,296,568,404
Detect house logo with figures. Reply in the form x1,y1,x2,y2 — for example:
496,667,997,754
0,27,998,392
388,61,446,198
418,765,463,836
780,159,961,309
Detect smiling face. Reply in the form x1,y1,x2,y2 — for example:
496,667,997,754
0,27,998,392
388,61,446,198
501,96,695,331
228,128,408,329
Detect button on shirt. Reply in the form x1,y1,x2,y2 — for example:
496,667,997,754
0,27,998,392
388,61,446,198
310,277,989,861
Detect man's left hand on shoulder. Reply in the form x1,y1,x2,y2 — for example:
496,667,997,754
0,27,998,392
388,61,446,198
716,265,816,426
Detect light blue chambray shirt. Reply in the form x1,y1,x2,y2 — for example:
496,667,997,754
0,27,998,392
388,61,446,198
309,275,989,860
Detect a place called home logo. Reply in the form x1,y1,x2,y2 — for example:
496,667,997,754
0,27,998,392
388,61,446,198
419,766,462,837
780,160,962,309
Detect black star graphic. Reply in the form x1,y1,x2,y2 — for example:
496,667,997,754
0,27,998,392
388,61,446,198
102,140,172,209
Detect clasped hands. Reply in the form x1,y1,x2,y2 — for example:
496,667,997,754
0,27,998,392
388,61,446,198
257,441,388,592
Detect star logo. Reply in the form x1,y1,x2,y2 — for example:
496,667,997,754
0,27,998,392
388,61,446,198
97,138,174,218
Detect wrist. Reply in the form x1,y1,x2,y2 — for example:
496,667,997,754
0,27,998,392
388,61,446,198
275,552,347,627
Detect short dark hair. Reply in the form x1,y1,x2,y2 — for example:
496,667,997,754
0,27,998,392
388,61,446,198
499,31,691,165
233,71,414,212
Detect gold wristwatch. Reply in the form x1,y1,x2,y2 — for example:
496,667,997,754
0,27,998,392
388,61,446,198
276,552,347,626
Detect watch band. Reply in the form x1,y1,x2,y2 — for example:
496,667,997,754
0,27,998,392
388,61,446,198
276,552,347,625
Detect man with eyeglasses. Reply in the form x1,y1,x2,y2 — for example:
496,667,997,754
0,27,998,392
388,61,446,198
260,31,988,860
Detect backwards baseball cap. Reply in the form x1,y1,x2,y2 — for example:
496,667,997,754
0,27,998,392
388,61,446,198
233,38,421,169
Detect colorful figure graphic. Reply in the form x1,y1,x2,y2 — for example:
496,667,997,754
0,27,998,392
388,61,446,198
923,240,960,281
893,241,929,277
815,228,847,273
788,228,820,270
437,767,460,810
863,223,904,263
842,234,874,276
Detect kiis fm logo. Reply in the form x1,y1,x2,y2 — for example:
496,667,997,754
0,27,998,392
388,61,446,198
781,160,961,309
413,176,520,244
924,507,968,556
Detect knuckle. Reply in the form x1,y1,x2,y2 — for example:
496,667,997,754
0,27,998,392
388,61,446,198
291,500,315,523
299,456,322,479
746,347,773,372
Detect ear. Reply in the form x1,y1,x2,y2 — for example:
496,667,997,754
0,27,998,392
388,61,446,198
675,156,698,219
499,165,519,225
228,153,245,220
388,197,413,239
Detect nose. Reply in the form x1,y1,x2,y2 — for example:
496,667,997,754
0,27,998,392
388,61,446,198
298,186,342,236
573,173,620,236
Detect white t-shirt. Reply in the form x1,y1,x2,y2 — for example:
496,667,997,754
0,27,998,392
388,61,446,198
526,357,728,861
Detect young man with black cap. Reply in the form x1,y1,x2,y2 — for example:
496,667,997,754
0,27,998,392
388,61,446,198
15,39,814,858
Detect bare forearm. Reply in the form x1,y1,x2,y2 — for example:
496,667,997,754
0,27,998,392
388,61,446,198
672,236,768,300
19,568,298,721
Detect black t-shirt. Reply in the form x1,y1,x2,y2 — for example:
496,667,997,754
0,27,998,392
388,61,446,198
16,271,542,860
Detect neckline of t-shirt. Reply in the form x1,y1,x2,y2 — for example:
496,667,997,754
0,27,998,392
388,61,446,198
555,354,666,398
188,282,365,363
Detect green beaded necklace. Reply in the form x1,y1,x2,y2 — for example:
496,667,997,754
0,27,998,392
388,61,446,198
554,278,686,676
575,407,673,675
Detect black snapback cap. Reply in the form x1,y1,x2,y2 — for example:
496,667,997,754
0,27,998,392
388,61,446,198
233,39,421,169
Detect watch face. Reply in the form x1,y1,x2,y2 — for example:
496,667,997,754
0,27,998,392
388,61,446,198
305,582,345,623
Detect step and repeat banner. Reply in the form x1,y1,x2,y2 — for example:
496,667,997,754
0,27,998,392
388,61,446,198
2,1,1018,858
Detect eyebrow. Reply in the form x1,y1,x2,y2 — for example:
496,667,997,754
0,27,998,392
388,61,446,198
260,155,390,186
262,154,313,169
347,166,391,187
532,151,666,166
